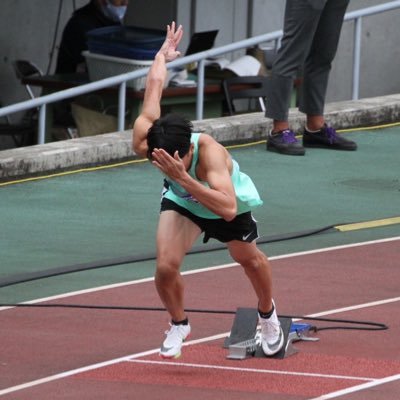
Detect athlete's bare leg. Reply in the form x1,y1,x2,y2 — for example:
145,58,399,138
227,240,273,313
155,210,201,321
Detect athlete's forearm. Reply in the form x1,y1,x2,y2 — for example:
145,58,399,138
177,173,237,221
132,53,167,156
142,52,167,120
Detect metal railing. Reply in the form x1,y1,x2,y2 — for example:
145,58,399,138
1,0,400,145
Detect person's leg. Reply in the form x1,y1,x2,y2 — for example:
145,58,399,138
156,210,201,359
156,210,201,322
299,0,356,150
266,0,323,124
227,240,284,356
299,0,350,121
265,0,324,155
227,240,272,311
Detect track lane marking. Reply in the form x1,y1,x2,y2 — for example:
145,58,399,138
335,216,400,232
308,373,400,399
1,237,399,395
1,236,399,312
126,359,377,382
1,299,399,396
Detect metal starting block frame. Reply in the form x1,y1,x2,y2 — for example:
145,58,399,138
289,322,320,343
224,308,319,360
227,338,259,360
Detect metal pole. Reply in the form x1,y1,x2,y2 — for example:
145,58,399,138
1,2,400,127
196,59,206,120
118,81,126,131
352,17,362,100
38,104,46,144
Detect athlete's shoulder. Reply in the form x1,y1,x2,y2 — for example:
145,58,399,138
197,133,230,172
197,132,219,147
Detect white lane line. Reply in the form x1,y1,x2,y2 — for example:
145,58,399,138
304,297,400,319
1,236,399,312
0,237,399,395
0,348,158,396
1,298,399,396
0,334,224,396
308,373,400,399
126,359,376,382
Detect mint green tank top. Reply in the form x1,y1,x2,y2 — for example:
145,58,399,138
163,133,263,219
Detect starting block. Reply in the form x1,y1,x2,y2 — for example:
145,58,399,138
289,322,319,343
224,308,318,360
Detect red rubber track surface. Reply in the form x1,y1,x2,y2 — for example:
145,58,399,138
1,239,399,399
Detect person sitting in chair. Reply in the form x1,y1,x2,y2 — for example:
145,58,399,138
55,0,129,74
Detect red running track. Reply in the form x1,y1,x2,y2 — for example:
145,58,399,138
0,238,399,399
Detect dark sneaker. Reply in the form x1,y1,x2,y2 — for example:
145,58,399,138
303,124,357,150
266,129,305,156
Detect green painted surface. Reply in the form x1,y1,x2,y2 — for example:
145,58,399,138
1,127,399,303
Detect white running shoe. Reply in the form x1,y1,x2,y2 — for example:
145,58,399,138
259,302,284,356
159,323,191,359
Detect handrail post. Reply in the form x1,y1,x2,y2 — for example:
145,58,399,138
38,104,46,144
2,2,400,136
118,81,127,131
352,16,362,100
196,59,206,120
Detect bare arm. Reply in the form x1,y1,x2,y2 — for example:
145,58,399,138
132,22,183,158
151,135,237,221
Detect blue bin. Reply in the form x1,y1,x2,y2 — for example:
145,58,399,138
86,26,165,60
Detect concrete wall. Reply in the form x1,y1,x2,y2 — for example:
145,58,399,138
0,0,399,120
2,93,400,180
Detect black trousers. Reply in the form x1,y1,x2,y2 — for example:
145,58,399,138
265,0,350,121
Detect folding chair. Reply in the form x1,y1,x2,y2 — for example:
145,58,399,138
0,101,36,147
0,60,43,148
222,75,268,116
13,59,43,99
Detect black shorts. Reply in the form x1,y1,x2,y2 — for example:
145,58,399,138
160,198,259,243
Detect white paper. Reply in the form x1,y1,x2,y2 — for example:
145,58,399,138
223,55,261,76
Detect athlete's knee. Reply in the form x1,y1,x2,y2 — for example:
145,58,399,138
235,250,267,270
155,257,181,282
